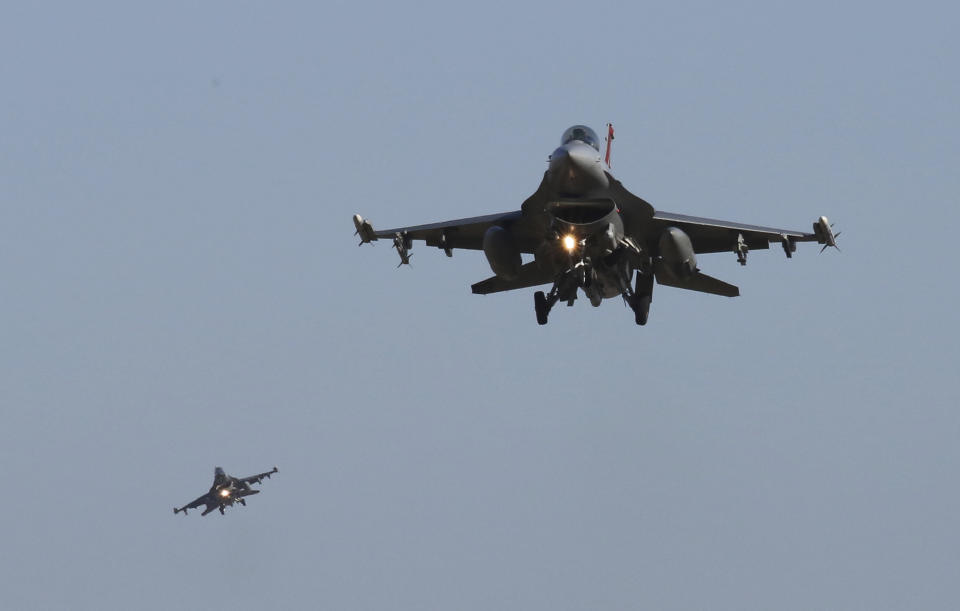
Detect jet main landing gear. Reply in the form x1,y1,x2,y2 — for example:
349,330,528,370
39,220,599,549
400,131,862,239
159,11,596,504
534,271,576,325
620,271,653,325
534,291,550,325
630,272,653,325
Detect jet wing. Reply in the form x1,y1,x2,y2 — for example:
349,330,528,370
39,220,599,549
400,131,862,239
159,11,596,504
651,211,820,255
239,466,278,485
354,210,540,254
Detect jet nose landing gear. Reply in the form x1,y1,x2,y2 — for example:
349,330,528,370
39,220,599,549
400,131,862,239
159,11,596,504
535,268,651,326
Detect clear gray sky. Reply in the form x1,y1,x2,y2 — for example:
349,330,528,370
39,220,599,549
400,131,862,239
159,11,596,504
2,1,959,609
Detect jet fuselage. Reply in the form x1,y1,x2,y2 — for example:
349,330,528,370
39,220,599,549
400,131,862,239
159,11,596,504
535,126,632,305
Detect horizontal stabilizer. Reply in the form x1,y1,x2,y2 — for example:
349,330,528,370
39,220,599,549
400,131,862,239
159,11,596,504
472,261,554,295
655,264,739,297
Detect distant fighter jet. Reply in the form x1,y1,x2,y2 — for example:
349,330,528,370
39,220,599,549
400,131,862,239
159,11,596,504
354,124,838,325
174,466,278,516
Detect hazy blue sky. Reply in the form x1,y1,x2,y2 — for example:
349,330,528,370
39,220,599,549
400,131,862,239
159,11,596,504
2,1,959,609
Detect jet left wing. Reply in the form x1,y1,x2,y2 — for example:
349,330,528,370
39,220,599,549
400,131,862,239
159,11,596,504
651,211,835,257
240,466,278,485
354,211,540,256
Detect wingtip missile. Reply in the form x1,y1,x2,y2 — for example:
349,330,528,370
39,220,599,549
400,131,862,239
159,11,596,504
813,216,840,252
353,215,376,245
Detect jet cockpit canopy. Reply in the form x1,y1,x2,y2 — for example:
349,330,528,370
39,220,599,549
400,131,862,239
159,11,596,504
561,125,600,151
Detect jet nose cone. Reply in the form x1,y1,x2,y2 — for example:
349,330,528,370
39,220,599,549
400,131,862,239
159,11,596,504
548,142,607,195
550,141,602,173
566,141,597,166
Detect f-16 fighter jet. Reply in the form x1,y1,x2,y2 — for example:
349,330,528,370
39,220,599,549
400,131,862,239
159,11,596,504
353,125,838,325
174,466,278,516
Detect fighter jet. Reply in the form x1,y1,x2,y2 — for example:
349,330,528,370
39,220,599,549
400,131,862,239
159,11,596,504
353,124,838,325
174,466,278,516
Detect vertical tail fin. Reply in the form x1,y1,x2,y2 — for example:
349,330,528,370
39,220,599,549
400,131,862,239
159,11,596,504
604,123,614,168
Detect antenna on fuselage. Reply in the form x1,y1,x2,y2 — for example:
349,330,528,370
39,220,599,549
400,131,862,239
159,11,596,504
604,123,614,168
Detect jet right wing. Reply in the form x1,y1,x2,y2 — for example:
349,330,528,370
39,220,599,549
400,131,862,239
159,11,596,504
353,210,541,256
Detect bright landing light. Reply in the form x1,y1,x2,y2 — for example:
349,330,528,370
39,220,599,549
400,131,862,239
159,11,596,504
562,234,577,252
219,489,231,498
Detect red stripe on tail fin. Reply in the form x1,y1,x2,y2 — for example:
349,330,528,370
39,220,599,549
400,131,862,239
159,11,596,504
604,123,615,168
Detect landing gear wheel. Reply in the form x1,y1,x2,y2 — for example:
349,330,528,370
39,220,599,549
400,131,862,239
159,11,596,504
634,295,651,325
632,272,654,326
534,291,549,325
